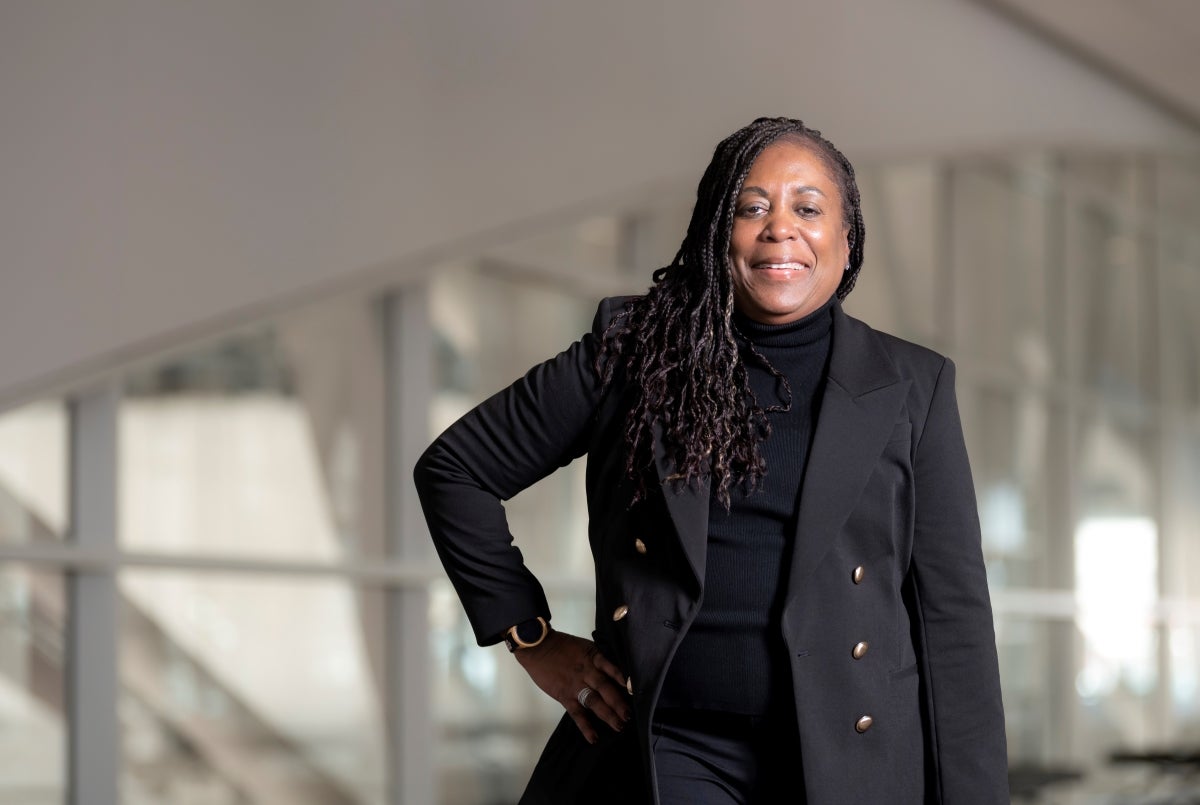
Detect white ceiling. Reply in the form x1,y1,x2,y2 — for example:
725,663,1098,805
976,0,1200,129
4,0,1198,406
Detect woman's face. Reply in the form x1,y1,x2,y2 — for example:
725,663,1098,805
728,139,850,325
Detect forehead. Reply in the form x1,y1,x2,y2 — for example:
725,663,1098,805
743,139,839,190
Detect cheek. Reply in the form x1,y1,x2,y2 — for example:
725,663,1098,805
809,224,840,247
814,229,848,267
728,229,751,263
830,237,849,264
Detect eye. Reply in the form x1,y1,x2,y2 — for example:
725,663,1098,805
797,204,821,217
736,202,768,218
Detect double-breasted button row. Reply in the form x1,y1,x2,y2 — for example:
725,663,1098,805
849,568,869,734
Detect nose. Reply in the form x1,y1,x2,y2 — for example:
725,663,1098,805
762,210,797,241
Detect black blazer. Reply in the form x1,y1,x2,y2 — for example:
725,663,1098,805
414,297,1009,805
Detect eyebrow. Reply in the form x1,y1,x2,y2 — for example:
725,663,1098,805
740,184,827,198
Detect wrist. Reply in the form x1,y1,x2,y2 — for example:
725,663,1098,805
503,616,550,652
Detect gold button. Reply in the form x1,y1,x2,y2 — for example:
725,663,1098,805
852,641,869,660
634,538,647,555
852,566,866,584
855,715,873,733
626,676,634,695
612,604,629,622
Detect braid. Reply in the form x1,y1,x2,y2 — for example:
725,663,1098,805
596,117,867,506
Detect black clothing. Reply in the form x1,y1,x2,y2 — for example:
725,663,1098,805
652,707,805,804
414,297,1010,805
658,300,833,715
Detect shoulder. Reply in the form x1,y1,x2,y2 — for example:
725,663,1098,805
837,306,953,380
591,295,643,335
831,306,961,433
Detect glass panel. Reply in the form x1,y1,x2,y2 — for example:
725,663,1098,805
1168,623,1200,741
0,566,66,805
995,615,1078,770
119,571,387,804
962,388,1058,590
0,401,69,544
119,296,383,560
949,158,1057,379
1073,413,1162,760
1061,154,1140,198
1063,191,1153,404
849,161,943,346
1154,154,1200,233
1163,428,1200,601
1159,236,1200,409
998,612,1200,804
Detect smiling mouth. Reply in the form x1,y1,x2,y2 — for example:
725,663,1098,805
752,261,811,272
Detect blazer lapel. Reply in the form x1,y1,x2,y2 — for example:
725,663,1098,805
653,424,710,592
650,304,907,596
787,305,909,590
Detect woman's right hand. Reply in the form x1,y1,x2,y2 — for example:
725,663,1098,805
513,630,631,744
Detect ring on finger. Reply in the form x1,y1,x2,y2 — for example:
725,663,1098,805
577,686,595,708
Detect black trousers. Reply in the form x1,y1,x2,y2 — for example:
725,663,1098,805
651,708,806,804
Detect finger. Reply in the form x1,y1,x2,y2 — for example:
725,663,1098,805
567,706,598,745
576,676,630,729
590,650,629,690
584,688,628,733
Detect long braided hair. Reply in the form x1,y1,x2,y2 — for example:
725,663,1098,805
595,117,866,507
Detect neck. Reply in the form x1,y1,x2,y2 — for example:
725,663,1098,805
734,297,836,348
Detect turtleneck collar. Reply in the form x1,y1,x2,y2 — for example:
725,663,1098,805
733,295,836,349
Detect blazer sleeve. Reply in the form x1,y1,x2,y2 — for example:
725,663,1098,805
412,298,617,646
910,357,1010,803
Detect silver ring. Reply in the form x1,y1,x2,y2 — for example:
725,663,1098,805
576,686,595,708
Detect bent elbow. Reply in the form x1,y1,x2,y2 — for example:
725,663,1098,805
412,438,448,500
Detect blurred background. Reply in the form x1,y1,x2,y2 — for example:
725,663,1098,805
2,1,1199,803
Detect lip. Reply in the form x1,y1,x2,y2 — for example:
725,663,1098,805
751,261,812,271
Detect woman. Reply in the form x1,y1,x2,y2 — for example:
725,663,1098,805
414,117,1009,804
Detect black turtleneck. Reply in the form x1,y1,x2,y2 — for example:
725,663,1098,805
658,297,835,716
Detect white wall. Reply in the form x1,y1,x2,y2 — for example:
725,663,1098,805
2,0,1197,403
